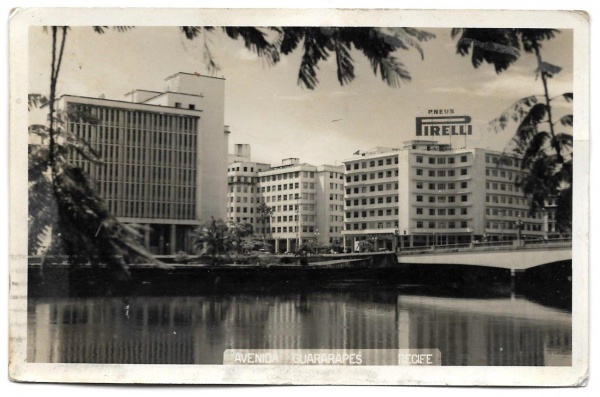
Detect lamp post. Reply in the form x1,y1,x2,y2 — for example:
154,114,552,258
542,208,548,240
295,193,301,252
515,216,523,244
499,209,505,242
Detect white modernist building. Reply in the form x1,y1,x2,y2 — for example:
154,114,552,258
227,146,344,253
58,72,229,254
342,140,545,251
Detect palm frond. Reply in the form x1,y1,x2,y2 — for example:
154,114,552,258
334,40,354,86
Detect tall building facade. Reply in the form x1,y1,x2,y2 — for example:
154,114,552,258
227,145,271,225
59,73,229,254
227,149,344,253
342,140,545,251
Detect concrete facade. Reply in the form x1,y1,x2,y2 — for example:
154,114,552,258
59,73,229,254
342,140,545,251
227,149,344,253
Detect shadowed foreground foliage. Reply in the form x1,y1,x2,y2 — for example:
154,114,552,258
452,28,573,232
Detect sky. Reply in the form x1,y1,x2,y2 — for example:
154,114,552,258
28,26,573,167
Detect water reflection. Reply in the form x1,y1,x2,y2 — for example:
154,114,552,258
27,289,571,366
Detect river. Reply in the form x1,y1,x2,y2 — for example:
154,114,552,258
27,283,571,366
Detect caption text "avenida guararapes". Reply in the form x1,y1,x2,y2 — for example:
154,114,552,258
223,349,441,365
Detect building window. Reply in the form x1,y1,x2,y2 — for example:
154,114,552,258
461,181,467,189
174,102,182,108
461,155,468,163
416,208,423,215
416,221,423,228
429,209,435,216
428,170,435,177
416,169,423,176
189,104,196,110
416,156,423,163
461,195,468,202
437,158,446,164
461,168,468,176
428,157,435,164
416,195,423,202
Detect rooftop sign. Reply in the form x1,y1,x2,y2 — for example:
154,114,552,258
416,110,472,136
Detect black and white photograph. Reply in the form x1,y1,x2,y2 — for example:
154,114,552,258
8,7,589,386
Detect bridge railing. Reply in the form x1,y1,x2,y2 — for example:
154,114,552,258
398,238,571,255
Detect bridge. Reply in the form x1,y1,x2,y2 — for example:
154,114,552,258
397,238,572,271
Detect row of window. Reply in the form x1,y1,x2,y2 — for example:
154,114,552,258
255,224,341,233
264,193,316,203
416,221,469,229
346,157,399,171
70,104,199,132
485,221,542,231
416,181,468,190
415,168,468,177
346,195,399,207
229,185,257,194
269,226,316,234
486,168,516,178
228,176,259,184
346,169,399,182
346,208,400,218
486,195,528,206
415,154,469,164
346,183,399,195
485,208,541,219
486,182,522,193
107,199,195,220
415,207,468,216
345,221,398,230
173,102,196,110
260,171,314,182
416,195,469,203
263,183,313,192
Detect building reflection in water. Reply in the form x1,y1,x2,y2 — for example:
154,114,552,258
27,291,571,366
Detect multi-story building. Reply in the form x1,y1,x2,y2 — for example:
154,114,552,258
257,159,345,253
227,144,271,225
226,148,344,253
342,140,545,251
57,72,229,254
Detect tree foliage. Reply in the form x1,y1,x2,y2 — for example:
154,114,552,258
227,220,254,254
193,217,231,265
29,27,163,280
181,26,435,89
452,28,572,232
357,240,373,253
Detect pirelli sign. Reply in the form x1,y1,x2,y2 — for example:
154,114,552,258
416,110,472,136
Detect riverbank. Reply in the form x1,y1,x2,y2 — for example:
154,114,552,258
27,255,572,311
